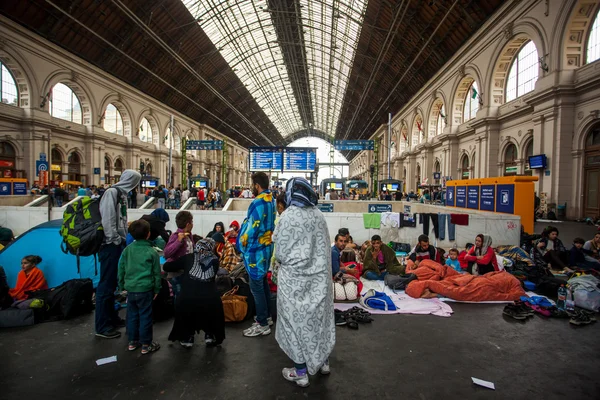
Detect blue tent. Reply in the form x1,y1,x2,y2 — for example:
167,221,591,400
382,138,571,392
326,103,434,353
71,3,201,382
0,220,100,288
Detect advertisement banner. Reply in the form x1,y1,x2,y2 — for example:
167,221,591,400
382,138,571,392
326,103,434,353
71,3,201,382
480,185,495,211
0,182,11,195
446,186,455,206
13,182,27,195
467,186,479,209
496,184,515,214
455,186,467,207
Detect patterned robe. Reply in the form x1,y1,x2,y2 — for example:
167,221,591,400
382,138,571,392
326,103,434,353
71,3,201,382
274,205,335,375
237,191,276,280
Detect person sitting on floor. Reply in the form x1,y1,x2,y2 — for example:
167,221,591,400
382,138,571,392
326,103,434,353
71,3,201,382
463,234,499,275
8,255,48,301
0,266,12,309
445,248,465,274
206,222,225,239
212,232,241,273
532,226,570,272
583,232,600,261
225,220,240,245
570,237,600,270
363,235,405,280
408,235,441,267
331,233,347,277
126,208,171,248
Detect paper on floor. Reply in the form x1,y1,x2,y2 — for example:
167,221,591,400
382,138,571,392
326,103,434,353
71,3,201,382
471,377,495,390
96,355,117,366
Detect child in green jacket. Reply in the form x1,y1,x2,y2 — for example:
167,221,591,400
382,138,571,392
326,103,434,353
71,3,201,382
118,219,161,354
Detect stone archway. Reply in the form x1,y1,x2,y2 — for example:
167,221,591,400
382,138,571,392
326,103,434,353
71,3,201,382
452,76,477,125
491,36,536,105
562,0,600,69
428,97,446,138
0,46,35,108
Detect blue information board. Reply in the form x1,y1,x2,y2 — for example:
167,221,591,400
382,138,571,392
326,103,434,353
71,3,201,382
496,184,515,214
0,182,11,195
467,186,479,209
368,204,392,213
317,203,334,213
455,186,467,207
334,140,374,151
446,186,455,206
480,185,495,211
249,147,283,172
283,148,317,172
13,182,27,195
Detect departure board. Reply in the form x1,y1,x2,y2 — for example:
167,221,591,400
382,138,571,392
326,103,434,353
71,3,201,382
249,147,283,172
283,148,317,172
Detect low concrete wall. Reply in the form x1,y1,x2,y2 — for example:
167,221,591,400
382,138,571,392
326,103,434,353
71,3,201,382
0,196,41,207
0,202,521,249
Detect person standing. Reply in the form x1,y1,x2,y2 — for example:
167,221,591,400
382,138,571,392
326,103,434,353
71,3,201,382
274,177,335,387
181,186,190,204
238,172,276,337
95,169,141,339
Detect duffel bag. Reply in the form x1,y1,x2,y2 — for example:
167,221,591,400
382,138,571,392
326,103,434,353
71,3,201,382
222,285,248,322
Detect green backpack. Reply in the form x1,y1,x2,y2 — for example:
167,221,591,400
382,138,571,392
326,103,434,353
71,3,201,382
60,196,105,273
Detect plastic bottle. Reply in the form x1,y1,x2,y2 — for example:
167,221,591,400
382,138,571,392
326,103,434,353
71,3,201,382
557,285,567,310
566,285,575,311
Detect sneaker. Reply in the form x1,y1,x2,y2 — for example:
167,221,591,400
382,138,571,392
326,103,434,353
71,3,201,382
254,316,274,326
95,330,121,339
141,341,161,354
205,333,216,346
319,361,331,375
128,341,140,351
243,322,271,337
335,311,347,326
282,367,309,387
180,336,194,348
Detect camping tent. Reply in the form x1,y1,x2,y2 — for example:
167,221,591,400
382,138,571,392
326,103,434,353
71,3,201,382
0,220,99,288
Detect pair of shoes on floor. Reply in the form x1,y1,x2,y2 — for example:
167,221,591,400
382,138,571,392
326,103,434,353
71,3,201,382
569,310,597,326
335,307,373,330
141,342,160,354
204,333,223,347
243,322,271,337
282,363,331,387
503,302,535,320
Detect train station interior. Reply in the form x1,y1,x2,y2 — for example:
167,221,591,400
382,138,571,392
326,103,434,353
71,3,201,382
1,0,600,399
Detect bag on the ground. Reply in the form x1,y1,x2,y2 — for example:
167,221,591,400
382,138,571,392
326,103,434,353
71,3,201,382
27,278,94,320
333,273,361,302
384,273,418,291
0,308,34,328
60,196,105,273
221,285,248,322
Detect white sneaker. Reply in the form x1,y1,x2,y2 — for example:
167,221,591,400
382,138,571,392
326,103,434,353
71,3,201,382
282,367,309,387
243,322,271,337
179,340,193,348
254,316,274,326
319,361,330,375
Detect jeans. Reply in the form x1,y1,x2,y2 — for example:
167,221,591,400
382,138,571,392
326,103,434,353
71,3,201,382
364,271,387,280
157,198,165,209
126,291,154,344
168,276,182,298
249,276,271,326
438,214,455,241
95,242,124,334
56,197,63,207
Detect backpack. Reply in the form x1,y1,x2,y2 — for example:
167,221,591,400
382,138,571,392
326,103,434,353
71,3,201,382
59,196,105,273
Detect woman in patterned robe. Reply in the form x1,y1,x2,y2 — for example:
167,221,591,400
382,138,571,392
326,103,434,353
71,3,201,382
274,178,335,387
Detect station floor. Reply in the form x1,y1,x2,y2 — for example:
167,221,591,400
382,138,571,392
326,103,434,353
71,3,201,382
0,221,598,400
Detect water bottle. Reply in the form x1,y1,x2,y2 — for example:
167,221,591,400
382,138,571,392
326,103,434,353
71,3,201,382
566,286,575,311
557,285,567,310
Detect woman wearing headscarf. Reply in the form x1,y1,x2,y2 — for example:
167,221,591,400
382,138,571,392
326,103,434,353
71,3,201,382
464,234,499,275
273,177,335,388
163,238,225,348
207,222,225,239
126,208,171,248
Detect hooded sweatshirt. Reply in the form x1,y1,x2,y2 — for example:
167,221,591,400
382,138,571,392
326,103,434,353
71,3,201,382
100,170,141,245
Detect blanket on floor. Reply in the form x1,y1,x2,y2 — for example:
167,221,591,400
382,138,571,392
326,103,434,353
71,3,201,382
405,259,526,302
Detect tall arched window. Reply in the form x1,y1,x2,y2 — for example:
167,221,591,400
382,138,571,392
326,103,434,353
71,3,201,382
461,155,470,179
0,142,16,178
103,104,123,135
412,115,423,146
587,9,600,63
463,81,479,122
174,135,181,152
436,105,446,136
399,125,408,153
506,41,539,102
504,143,518,176
165,127,172,148
0,62,18,106
49,83,82,124
139,118,153,143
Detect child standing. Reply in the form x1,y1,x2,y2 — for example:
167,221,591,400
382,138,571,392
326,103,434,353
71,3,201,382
163,211,195,297
445,248,465,274
118,219,161,354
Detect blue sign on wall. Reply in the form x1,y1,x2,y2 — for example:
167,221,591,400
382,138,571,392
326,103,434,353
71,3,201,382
317,203,334,213
496,184,515,214
36,161,49,177
455,186,467,207
283,148,317,172
467,186,479,209
480,185,495,211
0,182,11,195
446,186,455,206
93,168,101,175
249,147,283,172
13,182,27,195
368,204,392,213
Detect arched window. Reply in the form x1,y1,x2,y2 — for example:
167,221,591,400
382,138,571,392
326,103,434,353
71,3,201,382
0,62,18,106
436,105,445,136
103,104,124,135
461,155,470,179
49,83,82,124
506,41,539,102
463,81,479,122
524,141,534,176
174,135,181,152
68,152,82,182
165,127,172,148
504,143,518,176
587,9,600,63
0,142,16,177
139,118,153,143
51,149,63,182
390,133,397,159
399,125,408,153
412,115,423,146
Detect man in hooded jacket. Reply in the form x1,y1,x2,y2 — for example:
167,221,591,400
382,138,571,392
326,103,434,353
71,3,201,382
95,169,141,339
